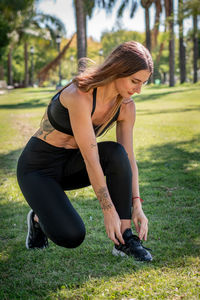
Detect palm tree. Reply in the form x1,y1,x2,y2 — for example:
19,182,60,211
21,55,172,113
0,18,10,81
0,0,34,82
141,0,154,52
165,0,175,87
184,0,200,83
189,1,199,83
15,6,66,87
37,34,75,85
74,0,88,62
178,0,186,83
152,0,162,49
74,0,110,71
105,0,155,52
115,0,138,18
102,0,155,83
192,13,198,83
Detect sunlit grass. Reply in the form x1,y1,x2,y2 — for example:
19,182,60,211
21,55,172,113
0,84,200,299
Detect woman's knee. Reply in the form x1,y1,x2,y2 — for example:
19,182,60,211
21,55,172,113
48,225,86,249
99,141,131,173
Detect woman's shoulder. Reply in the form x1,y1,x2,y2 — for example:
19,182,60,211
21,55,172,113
118,98,136,121
59,83,93,109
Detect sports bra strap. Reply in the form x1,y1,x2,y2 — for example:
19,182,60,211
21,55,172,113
91,88,97,116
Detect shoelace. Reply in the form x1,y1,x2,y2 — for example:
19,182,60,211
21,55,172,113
129,235,152,252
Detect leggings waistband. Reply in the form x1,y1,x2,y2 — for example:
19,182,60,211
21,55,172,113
26,137,79,154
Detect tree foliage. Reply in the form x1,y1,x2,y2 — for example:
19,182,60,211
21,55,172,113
0,16,10,59
0,0,35,52
101,29,145,56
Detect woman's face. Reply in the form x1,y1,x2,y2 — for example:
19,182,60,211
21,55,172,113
114,70,151,98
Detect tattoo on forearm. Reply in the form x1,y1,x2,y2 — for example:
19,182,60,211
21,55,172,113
97,187,113,210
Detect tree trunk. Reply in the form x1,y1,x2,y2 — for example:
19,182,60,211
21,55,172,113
0,64,4,80
37,35,75,85
179,36,186,83
193,14,198,83
178,0,186,83
152,0,162,49
145,6,151,52
163,72,167,84
24,41,29,87
154,0,166,73
156,42,164,65
168,0,175,87
7,47,13,86
84,5,87,56
75,0,87,70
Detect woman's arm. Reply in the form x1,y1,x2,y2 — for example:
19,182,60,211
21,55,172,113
116,100,148,241
61,88,124,245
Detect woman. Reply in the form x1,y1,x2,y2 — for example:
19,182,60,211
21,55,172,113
17,41,153,262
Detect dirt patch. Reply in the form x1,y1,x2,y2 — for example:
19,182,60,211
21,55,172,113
12,113,37,145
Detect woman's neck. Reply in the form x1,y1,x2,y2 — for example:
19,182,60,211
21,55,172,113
97,82,118,104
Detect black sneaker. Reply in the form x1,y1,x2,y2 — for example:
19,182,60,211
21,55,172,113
112,228,153,262
26,210,48,249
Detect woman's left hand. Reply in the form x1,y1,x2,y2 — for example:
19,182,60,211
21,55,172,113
132,207,148,241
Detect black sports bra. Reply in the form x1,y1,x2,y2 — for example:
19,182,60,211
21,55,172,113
47,88,121,137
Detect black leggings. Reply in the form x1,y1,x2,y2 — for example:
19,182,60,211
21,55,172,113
17,137,132,248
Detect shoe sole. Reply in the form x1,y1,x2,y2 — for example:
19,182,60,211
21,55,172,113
112,247,153,262
112,247,127,257
26,210,48,250
26,209,33,249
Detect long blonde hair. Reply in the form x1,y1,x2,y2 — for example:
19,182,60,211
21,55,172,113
63,41,153,136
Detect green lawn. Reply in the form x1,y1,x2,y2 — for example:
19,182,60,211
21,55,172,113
0,84,200,299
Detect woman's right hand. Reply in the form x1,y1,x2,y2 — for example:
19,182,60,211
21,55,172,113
103,207,125,245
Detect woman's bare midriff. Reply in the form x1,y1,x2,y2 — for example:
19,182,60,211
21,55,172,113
33,129,78,149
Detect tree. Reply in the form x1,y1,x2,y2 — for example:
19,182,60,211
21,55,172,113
114,0,138,18
0,0,35,81
0,16,10,80
141,0,154,52
37,34,75,85
74,0,88,64
165,0,175,87
103,1,138,37
184,0,200,83
104,0,155,52
178,0,186,83
7,31,18,85
73,0,112,70
192,13,198,83
152,0,162,48
15,7,66,86
101,29,145,56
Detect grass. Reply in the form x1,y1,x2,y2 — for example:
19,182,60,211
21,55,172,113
0,84,200,299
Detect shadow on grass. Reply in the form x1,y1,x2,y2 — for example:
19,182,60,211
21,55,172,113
0,98,49,110
24,89,56,94
3,88,56,94
134,86,198,102
0,136,200,298
139,133,200,190
137,134,200,268
137,105,200,116
0,148,23,176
